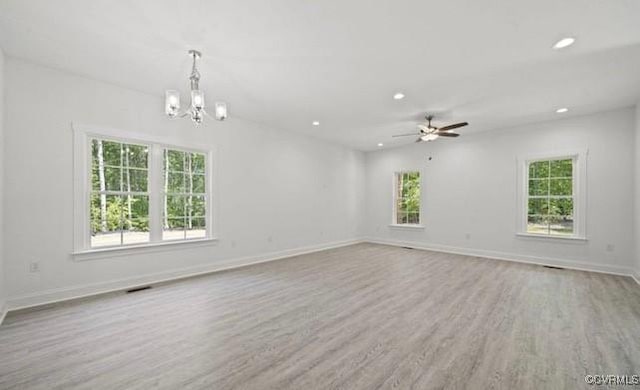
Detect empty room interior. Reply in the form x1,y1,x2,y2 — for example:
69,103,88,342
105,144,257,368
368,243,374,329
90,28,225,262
1,0,640,389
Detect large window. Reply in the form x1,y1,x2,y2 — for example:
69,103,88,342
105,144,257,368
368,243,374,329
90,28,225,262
394,171,421,225
75,127,213,252
526,158,574,236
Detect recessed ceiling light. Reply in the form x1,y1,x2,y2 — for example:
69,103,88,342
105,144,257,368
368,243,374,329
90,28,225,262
553,37,575,50
393,93,405,100
556,107,569,113
377,143,384,147
312,121,320,126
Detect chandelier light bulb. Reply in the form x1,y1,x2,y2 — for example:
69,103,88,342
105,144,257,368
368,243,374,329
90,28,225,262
215,102,228,121
165,90,180,117
191,90,205,111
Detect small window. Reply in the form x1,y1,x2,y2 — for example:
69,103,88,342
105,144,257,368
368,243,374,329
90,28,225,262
90,139,150,247
526,158,574,236
394,171,421,225
163,149,207,241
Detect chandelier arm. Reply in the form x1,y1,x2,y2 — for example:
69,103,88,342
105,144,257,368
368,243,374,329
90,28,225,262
178,109,192,118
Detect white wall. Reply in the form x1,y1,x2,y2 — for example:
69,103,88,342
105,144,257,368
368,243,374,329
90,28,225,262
3,58,365,308
635,102,640,280
0,48,5,316
365,108,636,274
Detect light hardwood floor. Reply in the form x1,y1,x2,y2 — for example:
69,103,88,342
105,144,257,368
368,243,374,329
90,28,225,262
1,243,639,389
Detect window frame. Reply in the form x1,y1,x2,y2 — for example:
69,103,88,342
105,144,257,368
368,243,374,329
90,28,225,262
390,170,424,229
73,123,217,256
516,150,587,240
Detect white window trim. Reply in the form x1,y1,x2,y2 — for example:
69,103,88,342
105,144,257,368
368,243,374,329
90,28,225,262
389,169,425,229
516,149,588,241
72,122,219,258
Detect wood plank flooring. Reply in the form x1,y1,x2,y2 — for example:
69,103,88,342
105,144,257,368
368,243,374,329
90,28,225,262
1,243,639,389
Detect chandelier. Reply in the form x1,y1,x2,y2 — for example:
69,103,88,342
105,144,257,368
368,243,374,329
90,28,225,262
165,50,227,124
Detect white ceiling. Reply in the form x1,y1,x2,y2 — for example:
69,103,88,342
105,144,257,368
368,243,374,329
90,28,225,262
1,0,640,150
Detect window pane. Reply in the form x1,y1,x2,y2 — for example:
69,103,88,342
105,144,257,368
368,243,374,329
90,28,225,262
102,141,122,167
126,168,148,192
163,218,186,240
549,179,572,196
191,153,205,174
528,198,548,215
192,174,205,193
527,215,549,234
397,211,407,224
167,150,185,172
125,195,149,219
91,194,123,247
91,139,99,167
528,179,548,196
549,198,573,217
550,159,572,178
166,195,186,218
91,231,122,248
396,196,405,213
407,213,420,224
184,170,200,193
188,195,206,218
529,161,549,179
549,215,574,235
125,144,148,168
123,218,150,245
104,167,122,191
186,217,206,239
405,201,419,214
91,167,101,191
168,172,185,193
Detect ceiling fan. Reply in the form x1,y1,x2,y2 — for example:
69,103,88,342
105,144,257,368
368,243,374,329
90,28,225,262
393,115,468,143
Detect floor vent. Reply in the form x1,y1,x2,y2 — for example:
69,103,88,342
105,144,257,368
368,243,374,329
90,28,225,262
126,286,152,293
402,246,414,250
543,265,564,270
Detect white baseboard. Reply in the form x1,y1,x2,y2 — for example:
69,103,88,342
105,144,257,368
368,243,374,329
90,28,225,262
7,238,364,312
633,271,640,286
365,237,634,277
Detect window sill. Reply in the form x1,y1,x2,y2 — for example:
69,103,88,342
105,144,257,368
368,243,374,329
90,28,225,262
516,233,587,242
72,238,219,261
389,224,425,230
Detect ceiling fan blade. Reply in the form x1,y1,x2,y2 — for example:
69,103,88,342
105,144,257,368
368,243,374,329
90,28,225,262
392,133,421,138
437,122,468,131
436,132,460,137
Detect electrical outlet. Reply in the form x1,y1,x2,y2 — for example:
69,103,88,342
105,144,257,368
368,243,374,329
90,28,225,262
29,261,40,273
267,236,273,243
231,240,236,248
606,244,615,252
465,233,471,240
